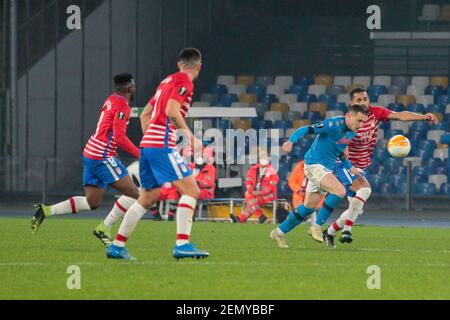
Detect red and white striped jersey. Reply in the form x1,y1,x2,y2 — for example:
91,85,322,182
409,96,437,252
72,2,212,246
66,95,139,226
83,94,140,160
348,105,393,170
141,72,194,149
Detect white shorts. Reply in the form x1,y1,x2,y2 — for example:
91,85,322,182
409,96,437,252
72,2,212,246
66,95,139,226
304,164,332,195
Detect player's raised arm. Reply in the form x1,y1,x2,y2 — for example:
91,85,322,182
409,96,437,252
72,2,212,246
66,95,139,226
387,110,439,124
283,119,336,153
140,102,153,134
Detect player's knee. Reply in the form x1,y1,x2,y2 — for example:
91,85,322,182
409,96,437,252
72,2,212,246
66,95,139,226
356,187,372,201
86,198,101,210
335,187,346,199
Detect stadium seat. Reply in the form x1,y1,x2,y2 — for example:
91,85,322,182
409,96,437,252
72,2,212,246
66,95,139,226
284,111,302,121
298,94,318,104
433,148,449,161
218,94,239,107
303,111,322,123
387,103,405,112
379,121,390,131
326,85,346,96
314,75,333,88
326,110,343,118
440,183,450,195
293,119,311,128
396,95,416,105
432,165,447,175
231,102,250,108
368,85,388,103
246,85,266,99
279,94,298,105
407,103,425,114
419,4,440,21
418,139,437,152
264,111,283,123
318,94,336,105
431,120,449,131
336,94,350,105
333,76,352,87
292,145,306,159
251,102,269,117
423,158,441,173
368,174,386,189
439,4,450,21
407,85,425,97
427,130,445,145
436,95,450,107
233,119,252,131
217,119,231,130
388,85,405,96
328,102,347,113
416,95,435,107
217,75,235,86
391,165,407,175
426,104,445,114
289,102,308,114
271,103,290,116
408,130,427,145
237,75,255,86
200,93,218,105
289,85,308,96
275,76,294,91
374,148,390,162
228,84,246,97
239,94,258,104
253,119,273,130
372,164,387,175
414,183,437,195
385,158,404,174
308,85,326,96
274,120,293,130
259,94,278,106
266,85,284,98
392,76,410,89
210,84,228,96
384,129,404,140
346,83,364,94
411,76,430,89
192,102,210,108
309,103,327,117
256,75,274,86
410,121,430,133
294,75,314,87
352,76,371,89
390,121,410,134
373,76,391,87
425,86,444,98
378,182,393,195
430,76,448,89
378,94,396,107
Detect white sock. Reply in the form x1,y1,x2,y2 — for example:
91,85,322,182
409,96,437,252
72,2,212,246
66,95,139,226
176,195,197,246
113,202,147,247
104,196,135,229
49,197,91,216
327,210,348,236
343,188,371,232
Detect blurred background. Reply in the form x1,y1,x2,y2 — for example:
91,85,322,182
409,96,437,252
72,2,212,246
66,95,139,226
1,0,450,215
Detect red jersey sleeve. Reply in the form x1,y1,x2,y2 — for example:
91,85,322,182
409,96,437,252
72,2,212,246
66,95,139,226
371,106,393,122
112,102,140,159
168,79,192,106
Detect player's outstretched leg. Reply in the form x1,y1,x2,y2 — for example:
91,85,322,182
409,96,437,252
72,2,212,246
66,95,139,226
172,176,209,260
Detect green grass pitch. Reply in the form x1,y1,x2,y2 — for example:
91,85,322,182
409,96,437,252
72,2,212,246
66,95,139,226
1,217,450,300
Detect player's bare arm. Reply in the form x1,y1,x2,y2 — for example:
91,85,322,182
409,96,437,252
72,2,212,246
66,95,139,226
140,102,153,134
388,111,439,124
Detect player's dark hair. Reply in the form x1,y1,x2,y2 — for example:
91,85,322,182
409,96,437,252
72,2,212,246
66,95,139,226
178,48,202,66
114,73,134,90
348,104,369,116
350,87,367,99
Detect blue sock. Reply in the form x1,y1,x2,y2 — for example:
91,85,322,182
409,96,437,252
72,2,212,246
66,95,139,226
279,205,315,234
315,194,343,226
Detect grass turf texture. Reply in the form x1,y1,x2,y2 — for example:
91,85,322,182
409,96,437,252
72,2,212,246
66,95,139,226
1,217,450,300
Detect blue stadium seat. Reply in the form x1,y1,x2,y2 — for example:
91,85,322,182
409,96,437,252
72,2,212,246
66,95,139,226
368,174,386,192
426,104,445,114
289,85,308,96
294,76,314,87
247,85,266,99
391,165,407,175
425,85,445,98
410,121,430,133
432,166,447,175
385,158,404,173
413,166,430,178
418,139,437,152
436,95,450,107
374,164,388,175
298,94,318,104
431,121,449,131
407,103,426,114
252,102,269,117
394,182,407,195
326,85,346,96
445,113,450,124
414,183,437,195
387,103,405,112
200,93,219,105
218,94,238,107
379,121,390,131
390,174,407,188
374,148,390,162
378,182,393,194
302,111,322,123
210,84,228,96
423,158,441,173
254,119,273,129
259,94,278,106
318,94,337,104
384,129,404,140
218,119,232,130
413,175,427,184
408,130,427,143
327,102,347,113
440,183,450,195
415,148,434,160
291,146,306,159
368,85,388,102
274,120,293,129
298,138,313,150
256,75,274,86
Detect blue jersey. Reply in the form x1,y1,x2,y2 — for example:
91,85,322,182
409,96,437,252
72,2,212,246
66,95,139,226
289,116,356,171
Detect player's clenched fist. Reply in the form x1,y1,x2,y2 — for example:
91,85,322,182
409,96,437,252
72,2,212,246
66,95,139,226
423,113,439,124
282,141,293,153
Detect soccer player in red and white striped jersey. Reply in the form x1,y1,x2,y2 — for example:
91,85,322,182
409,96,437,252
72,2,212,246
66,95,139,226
314,87,439,245
31,74,141,244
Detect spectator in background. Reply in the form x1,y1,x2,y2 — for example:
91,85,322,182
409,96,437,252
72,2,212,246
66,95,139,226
238,151,279,224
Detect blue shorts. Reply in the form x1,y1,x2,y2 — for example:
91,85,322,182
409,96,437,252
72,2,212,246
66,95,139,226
139,147,192,190
334,161,368,197
82,156,128,189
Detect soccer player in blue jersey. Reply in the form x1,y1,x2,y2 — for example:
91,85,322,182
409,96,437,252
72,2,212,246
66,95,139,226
270,104,369,248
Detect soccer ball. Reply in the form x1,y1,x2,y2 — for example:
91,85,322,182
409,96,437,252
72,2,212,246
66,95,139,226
387,135,411,158
127,161,141,187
